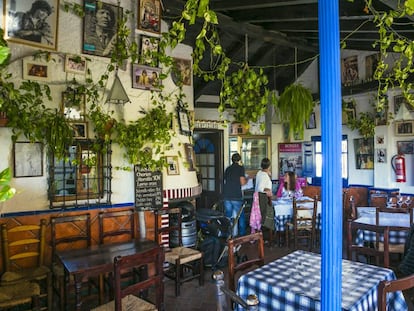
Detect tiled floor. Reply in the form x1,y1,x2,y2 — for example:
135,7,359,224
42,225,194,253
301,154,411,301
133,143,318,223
163,240,293,311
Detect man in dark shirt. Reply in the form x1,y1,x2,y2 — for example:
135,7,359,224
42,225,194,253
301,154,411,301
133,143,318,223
223,153,248,237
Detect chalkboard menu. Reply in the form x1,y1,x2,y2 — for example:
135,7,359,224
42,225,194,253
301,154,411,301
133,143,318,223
134,166,163,210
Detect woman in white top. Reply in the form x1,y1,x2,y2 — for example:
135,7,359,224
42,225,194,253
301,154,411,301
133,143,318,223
255,157,272,196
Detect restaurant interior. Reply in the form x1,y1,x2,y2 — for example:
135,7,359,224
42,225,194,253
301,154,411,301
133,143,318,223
1,0,414,310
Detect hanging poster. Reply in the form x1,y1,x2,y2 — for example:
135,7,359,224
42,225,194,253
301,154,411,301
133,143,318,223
278,143,303,177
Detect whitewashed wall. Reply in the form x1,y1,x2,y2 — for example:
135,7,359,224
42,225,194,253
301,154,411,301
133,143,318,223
0,0,197,213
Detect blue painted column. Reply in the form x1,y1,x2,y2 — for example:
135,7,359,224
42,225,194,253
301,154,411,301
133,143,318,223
318,0,343,310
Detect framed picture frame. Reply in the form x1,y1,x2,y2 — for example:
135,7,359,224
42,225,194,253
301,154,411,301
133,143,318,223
376,148,387,163
365,53,379,82
166,156,180,175
131,64,161,91
65,55,87,75
139,35,159,67
61,91,86,121
22,58,51,82
82,0,122,57
306,112,316,129
397,141,414,155
342,100,356,125
4,0,59,50
184,143,196,171
13,142,43,177
171,57,192,86
137,0,161,34
177,103,192,136
354,138,374,170
341,55,359,86
70,122,88,139
395,120,414,136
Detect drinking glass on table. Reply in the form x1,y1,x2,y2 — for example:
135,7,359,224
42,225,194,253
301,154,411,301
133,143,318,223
405,196,412,207
397,195,404,208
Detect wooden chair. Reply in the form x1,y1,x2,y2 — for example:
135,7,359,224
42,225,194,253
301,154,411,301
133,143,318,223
154,207,204,296
99,209,136,244
0,281,41,310
227,232,264,294
91,244,164,311
346,220,390,268
1,219,52,311
378,274,414,311
50,214,93,310
99,209,136,300
375,206,413,259
285,197,317,250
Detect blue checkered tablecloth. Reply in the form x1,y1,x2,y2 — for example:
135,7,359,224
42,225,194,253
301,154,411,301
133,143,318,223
236,250,407,311
275,215,321,232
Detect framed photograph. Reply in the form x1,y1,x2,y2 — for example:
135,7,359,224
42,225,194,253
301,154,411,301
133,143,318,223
61,91,86,121
394,94,414,114
4,0,59,50
365,53,379,82
397,141,414,154
70,122,88,139
13,142,43,177
376,135,385,145
132,64,161,91
342,100,356,125
139,35,159,67
306,112,316,129
184,143,196,171
171,58,192,86
395,120,414,136
65,55,87,75
166,156,180,175
354,138,374,170
177,104,192,136
138,0,161,34
341,55,359,85
22,58,50,82
83,0,122,57
376,148,387,163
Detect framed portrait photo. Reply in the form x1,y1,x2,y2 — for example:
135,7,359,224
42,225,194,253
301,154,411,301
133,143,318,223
138,0,161,34
22,58,51,82
397,141,414,155
306,112,316,129
61,91,86,121
82,0,122,57
139,35,159,67
4,0,59,50
177,104,192,136
65,54,87,75
13,142,43,177
395,120,414,136
166,156,180,175
184,143,196,171
171,58,192,86
132,64,161,91
70,122,88,139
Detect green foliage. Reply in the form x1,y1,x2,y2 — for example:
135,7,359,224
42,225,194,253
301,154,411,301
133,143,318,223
0,168,15,202
276,83,315,137
347,111,376,138
365,0,414,110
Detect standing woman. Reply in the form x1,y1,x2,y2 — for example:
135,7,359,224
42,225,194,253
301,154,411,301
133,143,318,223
255,158,275,231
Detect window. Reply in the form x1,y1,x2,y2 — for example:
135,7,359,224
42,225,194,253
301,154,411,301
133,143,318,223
48,140,111,208
311,135,348,187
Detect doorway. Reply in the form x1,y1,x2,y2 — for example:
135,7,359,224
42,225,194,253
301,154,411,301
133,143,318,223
193,129,223,209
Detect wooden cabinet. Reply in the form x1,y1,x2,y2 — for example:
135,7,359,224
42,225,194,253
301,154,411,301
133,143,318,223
229,135,271,176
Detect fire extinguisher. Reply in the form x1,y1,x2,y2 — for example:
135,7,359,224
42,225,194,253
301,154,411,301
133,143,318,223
391,154,406,182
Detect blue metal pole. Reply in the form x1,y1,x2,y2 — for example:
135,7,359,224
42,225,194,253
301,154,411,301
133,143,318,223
318,0,342,310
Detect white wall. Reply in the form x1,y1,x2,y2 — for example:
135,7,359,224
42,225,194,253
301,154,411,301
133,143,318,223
0,0,198,214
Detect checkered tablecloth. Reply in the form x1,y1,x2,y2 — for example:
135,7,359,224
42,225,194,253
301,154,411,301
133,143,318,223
275,215,321,232
355,214,410,245
236,250,407,311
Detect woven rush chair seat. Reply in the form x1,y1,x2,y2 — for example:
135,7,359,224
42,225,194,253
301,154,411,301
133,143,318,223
1,265,50,284
165,246,203,264
0,281,40,309
91,294,157,311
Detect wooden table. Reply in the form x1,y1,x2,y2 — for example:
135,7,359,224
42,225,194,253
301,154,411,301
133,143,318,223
56,239,160,311
237,250,408,310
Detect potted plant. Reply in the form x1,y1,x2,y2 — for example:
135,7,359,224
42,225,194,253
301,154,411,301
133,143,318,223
275,83,315,138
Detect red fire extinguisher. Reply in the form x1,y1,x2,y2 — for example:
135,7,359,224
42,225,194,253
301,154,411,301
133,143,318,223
391,154,406,182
